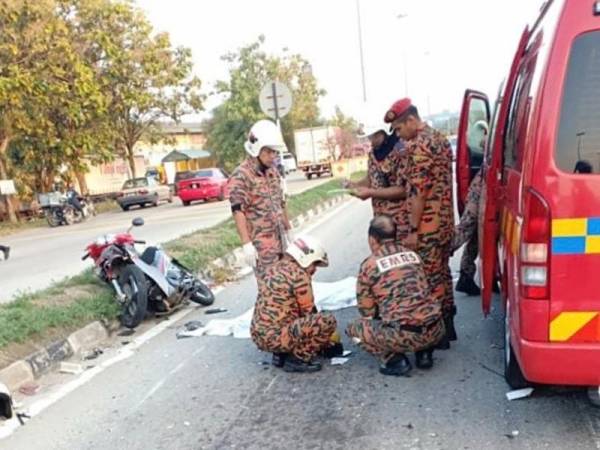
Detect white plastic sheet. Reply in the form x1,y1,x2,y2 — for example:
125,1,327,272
178,277,357,339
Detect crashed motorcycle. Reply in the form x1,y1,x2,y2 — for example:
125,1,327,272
83,217,214,328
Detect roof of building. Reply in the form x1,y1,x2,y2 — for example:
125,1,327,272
161,149,212,163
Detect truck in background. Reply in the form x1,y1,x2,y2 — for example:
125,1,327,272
293,126,340,179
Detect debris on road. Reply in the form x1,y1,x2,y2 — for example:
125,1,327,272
205,308,228,315
184,320,204,331
82,348,104,361
18,383,40,397
506,387,534,401
117,329,136,337
331,357,349,366
505,430,520,439
60,362,84,375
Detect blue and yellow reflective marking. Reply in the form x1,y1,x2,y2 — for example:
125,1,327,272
552,217,600,254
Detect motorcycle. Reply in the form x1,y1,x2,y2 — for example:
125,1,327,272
83,217,214,328
40,192,96,227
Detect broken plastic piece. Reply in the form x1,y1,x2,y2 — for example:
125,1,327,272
505,387,534,401
59,362,83,375
331,357,349,366
205,308,228,315
184,320,204,331
18,383,39,397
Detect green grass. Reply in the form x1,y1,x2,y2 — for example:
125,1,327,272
0,271,118,349
0,172,365,354
0,217,46,237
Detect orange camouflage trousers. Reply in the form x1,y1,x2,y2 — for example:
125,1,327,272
417,235,454,316
251,313,337,362
346,319,445,364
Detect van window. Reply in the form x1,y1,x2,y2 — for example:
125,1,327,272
556,31,600,174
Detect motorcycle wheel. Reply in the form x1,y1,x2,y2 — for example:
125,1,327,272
46,210,60,228
64,207,76,225
190,279,215,306
118,265,148,328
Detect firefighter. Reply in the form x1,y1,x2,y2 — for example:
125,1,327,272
454,120,489,296
344,125,408,242
386,98,456,348
346,215,444,376
250,235,337,373
228,120,293,275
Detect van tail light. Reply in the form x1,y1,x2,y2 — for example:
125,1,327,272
519,188,550,299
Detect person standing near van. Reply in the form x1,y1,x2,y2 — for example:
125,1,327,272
344,126,408,242
228,120,293,276
386,98,456,347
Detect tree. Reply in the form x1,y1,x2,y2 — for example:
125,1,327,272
206,36,324,171
59,0,204,177
325,107,362,160
0,0,101,221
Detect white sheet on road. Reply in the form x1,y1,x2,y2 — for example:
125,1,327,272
178,277,357,339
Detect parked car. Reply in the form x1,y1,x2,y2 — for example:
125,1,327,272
456,0,600,403
173,170,193,195
282,152,297,174
176,168,229,206
117,177,172,211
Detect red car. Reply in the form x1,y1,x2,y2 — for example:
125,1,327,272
176,168,229,206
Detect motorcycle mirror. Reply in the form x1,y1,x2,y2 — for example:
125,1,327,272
132,218,144,227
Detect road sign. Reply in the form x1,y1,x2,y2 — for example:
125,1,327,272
259,81,293,120
0,180,16,195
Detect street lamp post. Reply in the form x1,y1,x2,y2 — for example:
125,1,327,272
397,13,409,97
356,0,367,102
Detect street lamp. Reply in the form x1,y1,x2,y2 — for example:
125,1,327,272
356,0,367,102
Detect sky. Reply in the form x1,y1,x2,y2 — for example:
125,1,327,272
135,0,544,126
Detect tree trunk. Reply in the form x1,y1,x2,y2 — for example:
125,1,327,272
125,145,137,178
75,170,89,195
0,137,18,223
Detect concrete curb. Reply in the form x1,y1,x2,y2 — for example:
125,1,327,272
0,194,347,393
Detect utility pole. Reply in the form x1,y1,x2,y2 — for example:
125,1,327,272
356,0,367,102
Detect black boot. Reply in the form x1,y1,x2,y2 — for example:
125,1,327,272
379,354,412,377
445,308,458,342
435,333,451,350
272,352,287,368
415,348,434,369
456,272,481,296
282,355,322,373
319,342,344,358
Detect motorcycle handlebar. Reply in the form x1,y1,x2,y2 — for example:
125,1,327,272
82,253,89,261
134,240,146,245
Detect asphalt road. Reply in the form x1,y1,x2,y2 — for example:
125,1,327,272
0,172,328,304
2,199,600,450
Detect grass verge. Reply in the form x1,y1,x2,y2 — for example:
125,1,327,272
0,173,364,364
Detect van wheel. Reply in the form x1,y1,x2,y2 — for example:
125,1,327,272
182,201,191,207
504,301,530,389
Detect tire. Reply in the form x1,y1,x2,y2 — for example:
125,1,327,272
117,265,148,329
183,200,191,207
64,207,76,226
46,210,60,228
307,173,313,180
190,279,215,306
504,301,529,389
121,205,130,212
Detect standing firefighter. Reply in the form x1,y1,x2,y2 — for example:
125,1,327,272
455,120,489,296
345,126,407,242
250,235,338,373
346,215,444,376
228,120,293,275
387,98,456,348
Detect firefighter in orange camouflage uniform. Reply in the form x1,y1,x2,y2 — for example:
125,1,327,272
250,235,337,373
228,120,293,276
346,215,444,376
344,126,408,243
386,98,456,349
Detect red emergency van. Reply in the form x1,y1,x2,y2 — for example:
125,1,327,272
456,0,600,398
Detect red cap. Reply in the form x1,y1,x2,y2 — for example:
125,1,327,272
384,98,412,123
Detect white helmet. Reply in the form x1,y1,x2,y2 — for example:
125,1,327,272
244,120,286,157
358,124,388,139
286,235,329,269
